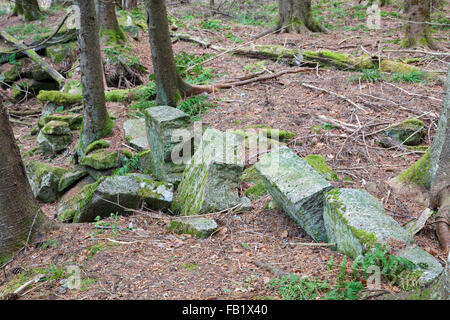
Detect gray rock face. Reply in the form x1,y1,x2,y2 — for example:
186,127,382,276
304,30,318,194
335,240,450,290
323,188,415,259
25,160,69,203
167,217,218,239
172,128,243,215
397,245,444,285
145,106,192,183
37,121,73,155
254,147,333,242
123,118,149,151
430,69,450,205
57,173,173,222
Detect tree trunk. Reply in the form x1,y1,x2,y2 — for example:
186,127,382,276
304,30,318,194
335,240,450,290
145,0,194,106
430,67,450,252
277,0,326,33
0,101,45,264
122,0,138,10
73,0,113,155
12,0,41,21
96,0,126,44
403,0,435,49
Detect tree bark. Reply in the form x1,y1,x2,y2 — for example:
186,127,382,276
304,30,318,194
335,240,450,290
96,0,126,44
73,0,113,155
122,0,137,10
403,0,435,49
145,0,195,106
0,101,45,264
12,0,41,21
277,0,326,33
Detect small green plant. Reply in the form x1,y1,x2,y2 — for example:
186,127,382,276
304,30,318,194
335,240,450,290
200,19,230,31
349,69,384,83
391,70,428,84
114,154,139,176
180,263,200,271
41,262,66,281
87,243,106,260
269,273,330,300
225,31,243,43
174,51,214,85
36,239,59,249
177,95,216,121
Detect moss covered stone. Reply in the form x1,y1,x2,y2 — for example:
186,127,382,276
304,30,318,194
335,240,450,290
0,63,21,82
57,174,173,222
323,188,415,259
80,149,119,170
25,160,69,203
385,118,425,146
145,106,192,183
304,154,339,182
137,150,154,175
167,217,218,239
39,114,83,130
37,90,83,105
41,120,71,135
58,169,88,193
173,128,243,215
254,146,333,242
84,140,110,155
397,151,431,190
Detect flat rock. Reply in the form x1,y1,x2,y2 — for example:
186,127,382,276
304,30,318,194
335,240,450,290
123,118,149,151
254,146,333,242
57,173,173,222
58,169,88,193
172,128,243,215
167,217,218,239
323,188,415,259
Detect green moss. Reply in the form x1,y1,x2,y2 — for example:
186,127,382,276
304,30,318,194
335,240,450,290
303,50,372,70
80,150,119,170
84,140,110,155
100,117,115,138
167,220,211,239
261,128,296,141
105,89,130,102
240,166,267,199
304,154,339,182
41,120,71,135
40,114,83,130
37,90,83,105
122,149,133,159
381,59,435,80
397,151,431,189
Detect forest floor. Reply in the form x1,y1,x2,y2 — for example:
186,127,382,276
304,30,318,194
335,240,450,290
0,0,449,300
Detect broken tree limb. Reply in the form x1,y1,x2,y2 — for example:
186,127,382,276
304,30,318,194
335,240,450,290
0,31,65,87
301,82,367,112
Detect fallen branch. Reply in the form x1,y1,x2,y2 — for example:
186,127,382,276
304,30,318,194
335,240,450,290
302,83,367,112
253,260,290,278
0,30,65,87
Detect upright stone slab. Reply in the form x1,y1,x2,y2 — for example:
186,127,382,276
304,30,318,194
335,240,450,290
254,146,333,242
173,128,243,215
323,188,415,259
430,69,450,205
123,118,149,151
145,106,192,183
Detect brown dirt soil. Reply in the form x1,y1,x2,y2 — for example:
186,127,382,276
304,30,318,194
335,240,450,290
0,0,449,300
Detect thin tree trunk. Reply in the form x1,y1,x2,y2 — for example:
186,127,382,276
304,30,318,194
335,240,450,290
96,0,126,44
145,0,195,106
0,101,45,264
122,0,137,10
73,0,113,155
403,0,435,49
277,0,326,33
12,0,40,21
